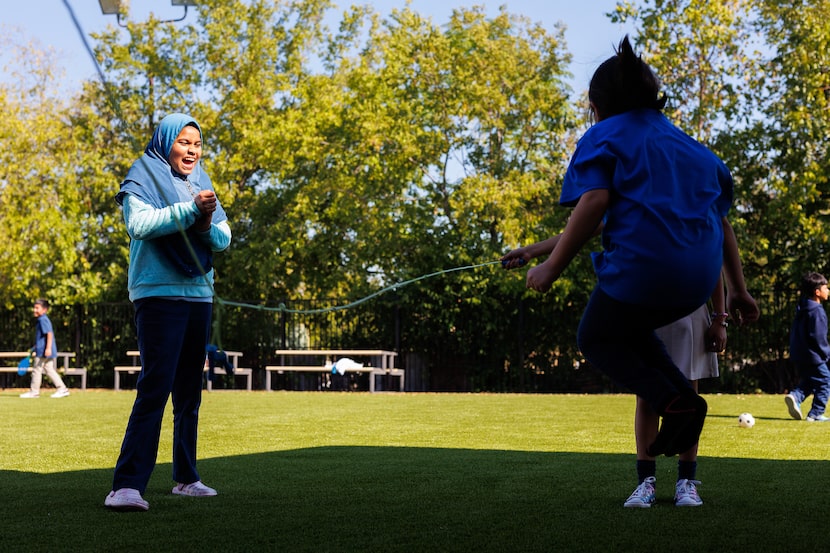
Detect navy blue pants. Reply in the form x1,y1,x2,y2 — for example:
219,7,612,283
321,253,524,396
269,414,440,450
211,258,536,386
112,298,212,494
577,287,698,413
791,362,830,419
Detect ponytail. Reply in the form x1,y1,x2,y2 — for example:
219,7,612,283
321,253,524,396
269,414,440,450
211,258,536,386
589,35,667,120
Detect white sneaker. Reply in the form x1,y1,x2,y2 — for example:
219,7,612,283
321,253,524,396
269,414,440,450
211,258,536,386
19,391,40,398
105,488,149,511
51,388,70,398
623,476,656,508
172,481,217,497
675,479,703,507
785,393,803,420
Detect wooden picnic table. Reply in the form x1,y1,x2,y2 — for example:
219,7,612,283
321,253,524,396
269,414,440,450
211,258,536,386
265,349,404,392
114,350,252,391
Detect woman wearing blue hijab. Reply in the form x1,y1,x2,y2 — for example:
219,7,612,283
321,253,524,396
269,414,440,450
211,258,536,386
106,113,232,512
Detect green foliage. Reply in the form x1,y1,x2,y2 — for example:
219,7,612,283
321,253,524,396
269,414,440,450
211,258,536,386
0,37,124,305
737,0,830,284
612,0,750,144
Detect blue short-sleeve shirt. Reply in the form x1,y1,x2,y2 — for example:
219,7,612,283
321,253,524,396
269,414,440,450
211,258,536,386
561,109,733,308
35,314,57,358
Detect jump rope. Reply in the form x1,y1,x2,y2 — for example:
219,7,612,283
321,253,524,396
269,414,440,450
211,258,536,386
63,1,525,367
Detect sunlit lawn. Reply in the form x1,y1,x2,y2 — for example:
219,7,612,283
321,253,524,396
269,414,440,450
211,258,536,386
0,389,824,552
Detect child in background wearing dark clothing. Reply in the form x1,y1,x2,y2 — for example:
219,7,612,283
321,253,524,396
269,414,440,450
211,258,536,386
502,36,758,462
785,272,830,422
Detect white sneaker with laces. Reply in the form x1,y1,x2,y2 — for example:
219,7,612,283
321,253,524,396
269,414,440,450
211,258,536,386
623,476,656,508
51,388,70,398
19,391,40,398
172,481,217,497
104,488,149,511
675,479,703,507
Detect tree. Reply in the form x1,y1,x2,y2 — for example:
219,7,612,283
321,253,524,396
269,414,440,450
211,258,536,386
0,34,125,305
611,0,750,144
157,2,580,308
738,0,830,285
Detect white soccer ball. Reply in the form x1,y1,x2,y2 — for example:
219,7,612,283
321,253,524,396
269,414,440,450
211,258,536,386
738,413,755,428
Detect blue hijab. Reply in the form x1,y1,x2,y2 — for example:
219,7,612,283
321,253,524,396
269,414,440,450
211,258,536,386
116,113,227,277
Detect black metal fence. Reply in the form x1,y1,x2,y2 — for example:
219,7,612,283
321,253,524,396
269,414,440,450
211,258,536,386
0,288,801,393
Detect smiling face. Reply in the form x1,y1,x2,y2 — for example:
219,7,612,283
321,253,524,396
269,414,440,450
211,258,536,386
167,124,202,175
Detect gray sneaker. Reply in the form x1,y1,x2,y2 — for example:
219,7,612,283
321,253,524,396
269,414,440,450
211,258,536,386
785,394,803,420
675,479,703,507
623,476,656,508
806,415,830,422
172,481,217,497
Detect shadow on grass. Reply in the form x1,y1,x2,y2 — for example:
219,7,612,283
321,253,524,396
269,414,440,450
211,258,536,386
0,447,825,553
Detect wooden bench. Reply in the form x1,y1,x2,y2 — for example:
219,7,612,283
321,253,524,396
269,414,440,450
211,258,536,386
113,363,140,391
265,349,404,392
116,350,253,391
0,352,87,390
203,350,253,391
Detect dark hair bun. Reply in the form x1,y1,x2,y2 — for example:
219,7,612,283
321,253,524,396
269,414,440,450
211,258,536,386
589,35,667,120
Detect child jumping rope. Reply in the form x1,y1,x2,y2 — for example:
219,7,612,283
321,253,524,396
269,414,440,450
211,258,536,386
503,36,758,466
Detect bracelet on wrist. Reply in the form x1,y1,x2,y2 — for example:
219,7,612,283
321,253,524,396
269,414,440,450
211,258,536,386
710,312,729,328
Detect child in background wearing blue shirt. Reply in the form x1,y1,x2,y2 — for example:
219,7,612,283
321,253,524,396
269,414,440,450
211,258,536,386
20,299,69,399
502,36,758,468
785,272,830,422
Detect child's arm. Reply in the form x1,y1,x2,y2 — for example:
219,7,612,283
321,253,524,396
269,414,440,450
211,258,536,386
501,222,604,270
721,217,760,325
44,331,54,358
526,189,609,293
706,274,727,352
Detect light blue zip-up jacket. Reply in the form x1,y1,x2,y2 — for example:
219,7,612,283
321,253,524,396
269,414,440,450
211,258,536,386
122,194,232,302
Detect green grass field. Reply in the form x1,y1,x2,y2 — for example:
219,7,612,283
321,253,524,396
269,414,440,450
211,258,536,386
0,390,824,552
